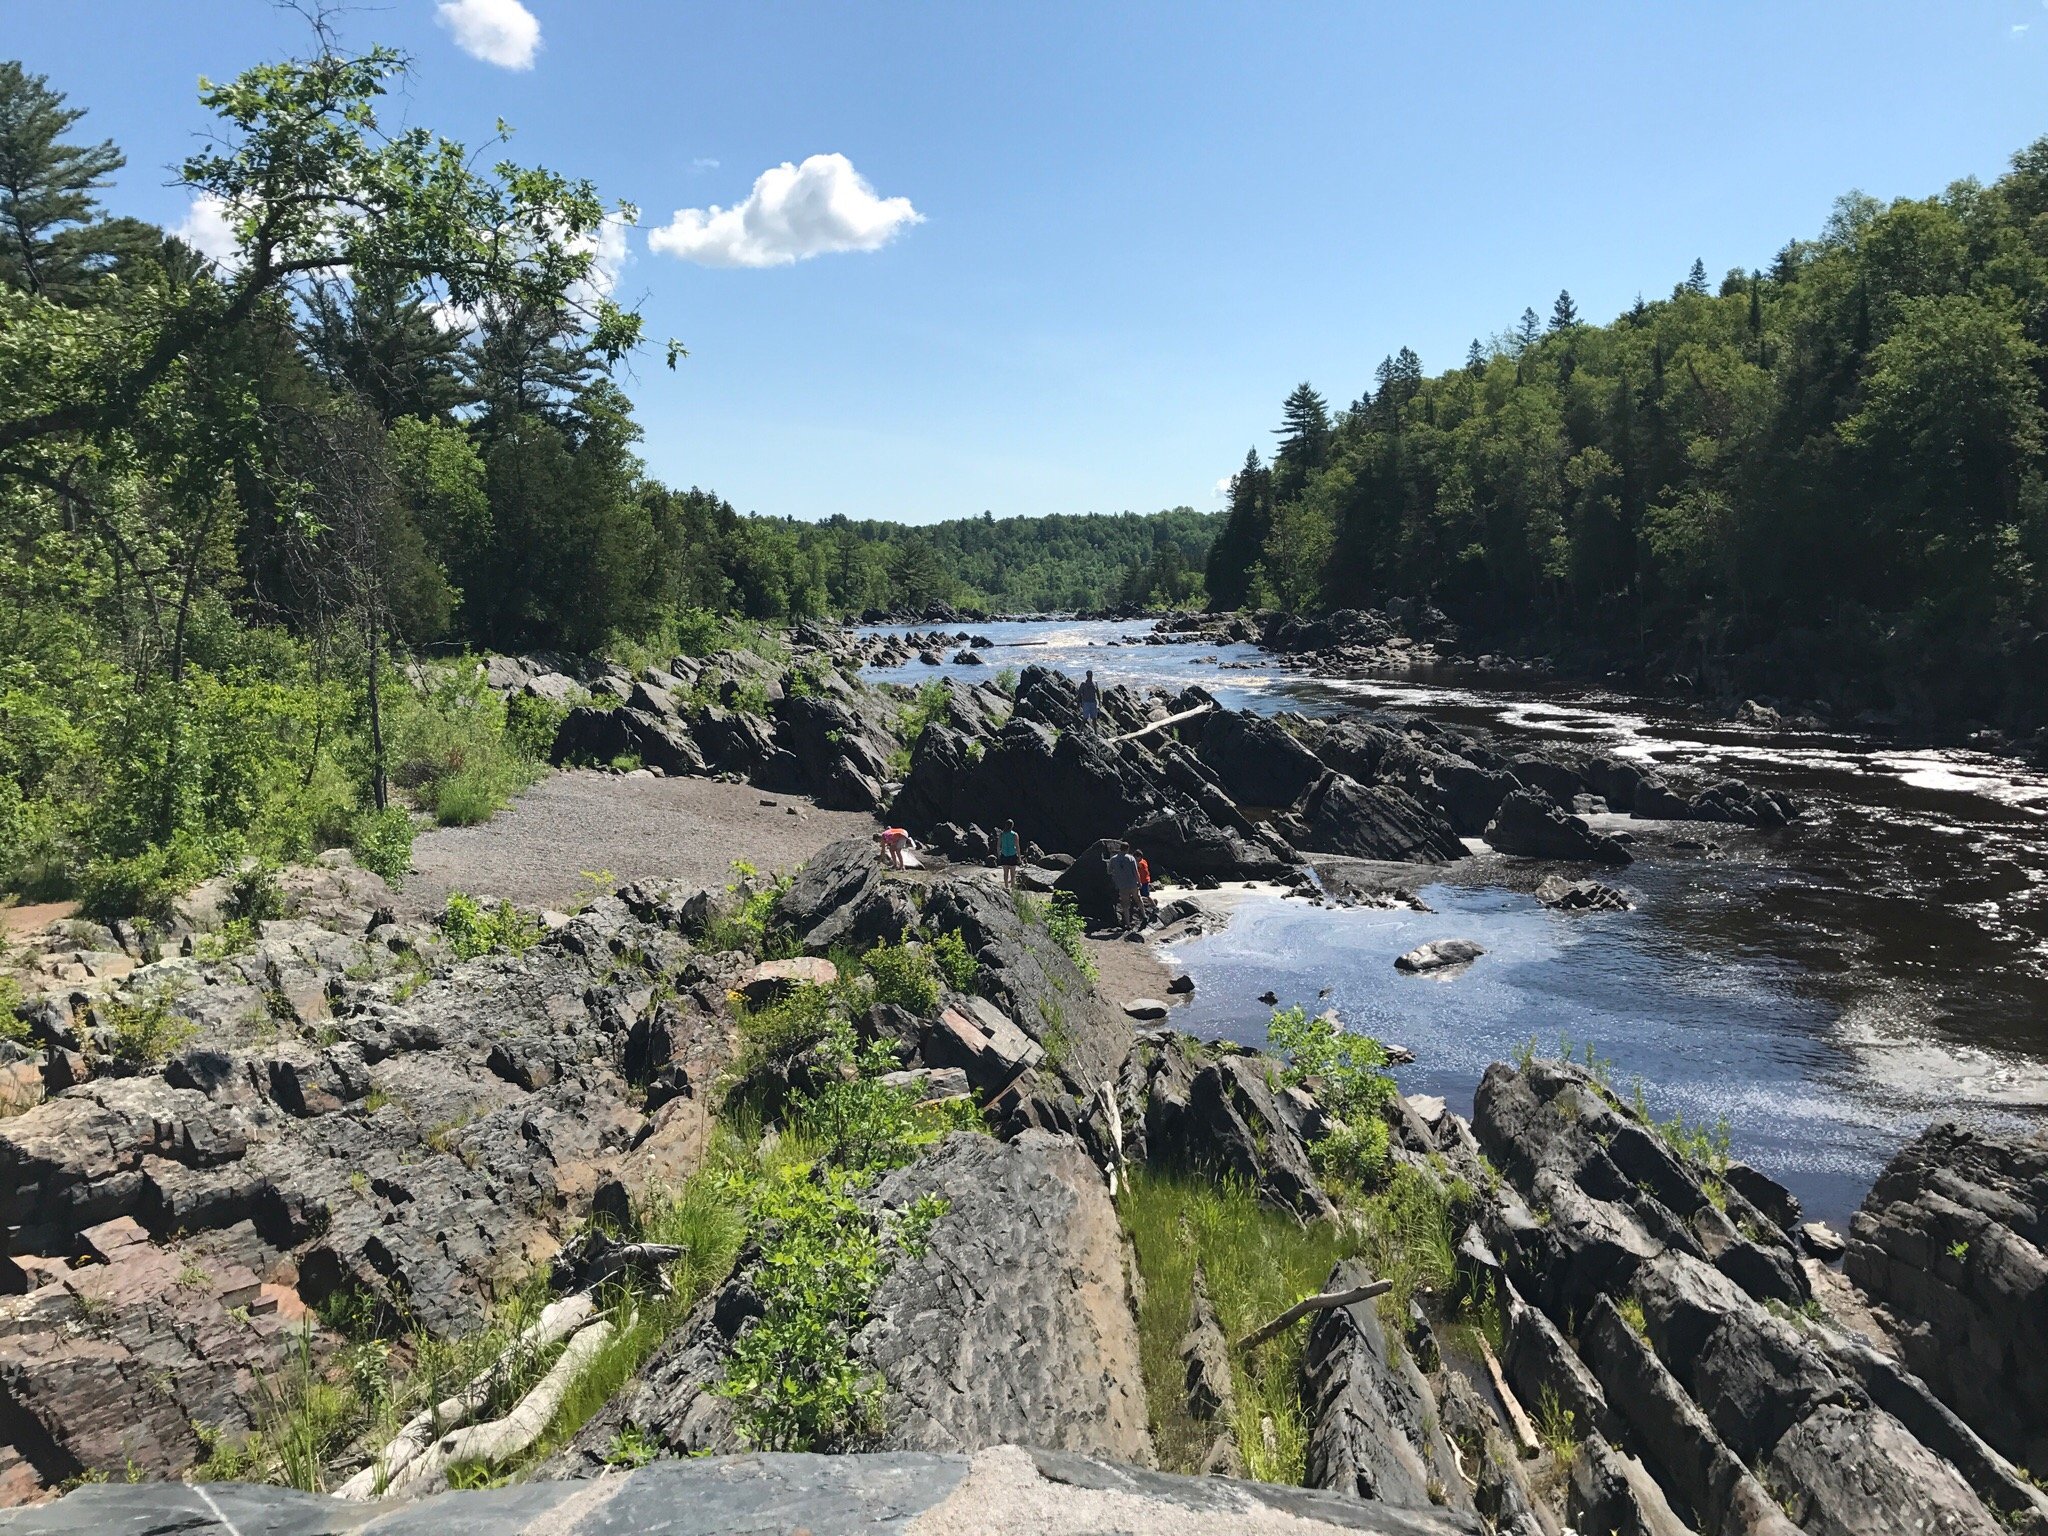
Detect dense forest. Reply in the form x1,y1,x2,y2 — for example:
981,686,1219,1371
1206,147,2048,727
0,43,1208,908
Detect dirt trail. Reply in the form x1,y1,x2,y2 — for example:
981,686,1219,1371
399,770,879,915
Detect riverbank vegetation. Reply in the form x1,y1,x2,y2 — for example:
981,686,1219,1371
0,38,1211,910
1206,142,2048,727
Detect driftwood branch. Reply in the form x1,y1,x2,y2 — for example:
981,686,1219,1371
1095,1080,1126,1196
1479,1334,1540,1458
382,1318,616,1498
334,1292,598,1500
1235,1278,1393,1353
1107,702,1215,746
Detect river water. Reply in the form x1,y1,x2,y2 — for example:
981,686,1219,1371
859,620,2048,1225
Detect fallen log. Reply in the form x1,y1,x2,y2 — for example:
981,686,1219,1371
1479,1333,1540,1458
335,1292,598,1500
1106,702,1215,745
384,1318,616,1498
1234,1278,1393,1353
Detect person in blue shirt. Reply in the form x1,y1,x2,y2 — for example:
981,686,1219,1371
997,819,1021,888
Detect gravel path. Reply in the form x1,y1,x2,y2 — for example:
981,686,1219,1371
398,770,880,915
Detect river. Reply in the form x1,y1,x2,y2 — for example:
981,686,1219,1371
858,619,2048,1226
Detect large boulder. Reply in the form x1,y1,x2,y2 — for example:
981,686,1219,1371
1192,710,1329,809
858,1131,1152,1460
1304,1258,1471,1511
1483,790,1632,865
1118,1033,1333,1220
1845,1122,2048,1473
549,705,707,775
1293,772,1467,863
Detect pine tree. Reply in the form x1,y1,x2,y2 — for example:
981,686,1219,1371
1685,257,1710,295
0,61,155,299
1466,338,1485,374
1205,448,1271,610
1550,289,1579,331
1516,307,1543,349
1274,382,1332,476
305,275,471,425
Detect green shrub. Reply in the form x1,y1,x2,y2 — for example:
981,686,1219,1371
426,767,503,826
0,976,27,1043
79,833,225,924
861,940,939,1013
715,1021,982,1450
1044,891,1095,978
929,929,978,992
437,892,544,961
503,693,568,761
101,986,197,1065
384,663,541,827
347,808,415,886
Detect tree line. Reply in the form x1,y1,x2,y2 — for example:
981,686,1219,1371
1206,148,2048,728
0,41,1211,907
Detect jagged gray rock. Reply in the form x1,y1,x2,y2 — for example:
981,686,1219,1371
1483,790,1632,865
1845,1121,2048,1474
1303,1259,1471,1512
8,1445,1482,1535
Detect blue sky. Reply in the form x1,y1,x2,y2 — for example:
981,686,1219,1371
13,2,2048,523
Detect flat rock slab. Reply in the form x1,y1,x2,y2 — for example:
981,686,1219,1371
9,1447,1480,1535
1124,998,1171,1020
1394,939,1485,973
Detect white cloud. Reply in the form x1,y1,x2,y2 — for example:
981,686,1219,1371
1214,475,1234,501
648,153,922,268
569,210,632,307
437,0,541,70
690,157,720,173
2015,22,2031,34
172,194,241,268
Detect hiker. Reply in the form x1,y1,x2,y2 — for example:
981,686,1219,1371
1134,846,1155,922
1077,669,1101,732
1108,842,1141,931
878,826,916,869
998,819,1021,889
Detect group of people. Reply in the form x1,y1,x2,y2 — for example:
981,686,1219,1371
1107,840,1155,932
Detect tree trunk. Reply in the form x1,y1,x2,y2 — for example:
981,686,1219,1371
365,608,388,812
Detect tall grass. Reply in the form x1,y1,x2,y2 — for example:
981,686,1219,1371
1119,1172,1363,1481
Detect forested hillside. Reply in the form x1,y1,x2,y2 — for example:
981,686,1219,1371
1207,146,2048,726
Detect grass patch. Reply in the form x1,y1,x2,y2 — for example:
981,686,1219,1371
1120,1171,1363,1482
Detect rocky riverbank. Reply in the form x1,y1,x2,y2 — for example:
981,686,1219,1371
0,818,2042,1532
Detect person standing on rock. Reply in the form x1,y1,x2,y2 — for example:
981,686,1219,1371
1077,669,1101,733
1134,846,1154,922
998,820,1021,889
878,826,917,869
1109,842,1141,931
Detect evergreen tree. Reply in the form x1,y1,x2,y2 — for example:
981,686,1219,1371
0,60,154,300
1273,381,1331,499
1516,307,1543,350
1205,448,1271,609
1685,257,1710,295
1466,338,1486,374
305,275,471,425
1550,289,1579,331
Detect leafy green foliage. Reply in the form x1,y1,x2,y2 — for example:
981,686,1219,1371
0,975,28,1043
928,928,978,992
347,808,415,887
437,892,544,961
1043,891,1095,979
861,939,939,1013
1267,1005,1395,1183
715,1020,982,1451
99,985,197,1065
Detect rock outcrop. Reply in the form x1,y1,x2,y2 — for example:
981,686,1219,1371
1845,1121,2048,1473
11,1446,1480,1535
1483,790,1632,865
